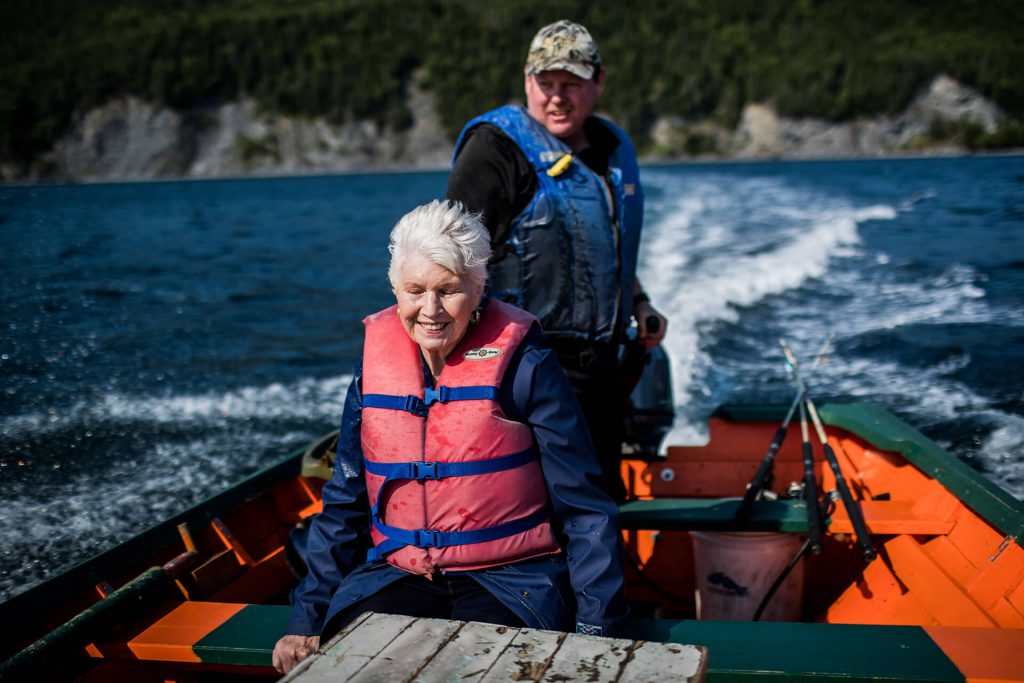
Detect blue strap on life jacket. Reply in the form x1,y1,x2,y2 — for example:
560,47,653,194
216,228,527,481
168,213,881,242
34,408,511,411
367,507,549,561
363,385,498,417
364,447,535,482
364,447,541,561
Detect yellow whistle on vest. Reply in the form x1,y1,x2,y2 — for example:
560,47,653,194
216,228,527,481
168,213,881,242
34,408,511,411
546,153,573,177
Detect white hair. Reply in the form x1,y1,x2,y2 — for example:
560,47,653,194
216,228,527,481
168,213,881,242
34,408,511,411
387,200,491,291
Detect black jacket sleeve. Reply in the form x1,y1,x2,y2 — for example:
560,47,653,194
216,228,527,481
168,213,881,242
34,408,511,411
445,123,538,248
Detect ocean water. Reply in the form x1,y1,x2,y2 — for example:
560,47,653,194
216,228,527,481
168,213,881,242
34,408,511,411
1,156,1022,601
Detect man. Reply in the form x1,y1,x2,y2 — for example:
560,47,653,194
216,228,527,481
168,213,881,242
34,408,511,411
446,20,667,502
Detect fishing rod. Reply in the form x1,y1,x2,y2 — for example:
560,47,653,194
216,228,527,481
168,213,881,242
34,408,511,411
733,390,802,520
734,334,832,520
780,339,877,563
752,400,825,621
798,399,825,554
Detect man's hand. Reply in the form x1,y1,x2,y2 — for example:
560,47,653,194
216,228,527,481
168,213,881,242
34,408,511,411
634,300,668,349
273,634,320,674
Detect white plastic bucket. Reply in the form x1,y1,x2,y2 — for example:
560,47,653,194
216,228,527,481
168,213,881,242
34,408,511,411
691,531,804,621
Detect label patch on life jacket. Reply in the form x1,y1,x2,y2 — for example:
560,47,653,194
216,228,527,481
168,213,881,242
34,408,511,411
463,347,502,361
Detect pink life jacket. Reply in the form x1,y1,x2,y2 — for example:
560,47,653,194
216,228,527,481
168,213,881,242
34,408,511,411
360,299,560,574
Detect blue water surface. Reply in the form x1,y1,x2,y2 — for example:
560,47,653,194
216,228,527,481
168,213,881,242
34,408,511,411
1,156,1022,599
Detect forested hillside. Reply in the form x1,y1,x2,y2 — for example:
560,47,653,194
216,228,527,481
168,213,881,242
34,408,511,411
3,0,1022,167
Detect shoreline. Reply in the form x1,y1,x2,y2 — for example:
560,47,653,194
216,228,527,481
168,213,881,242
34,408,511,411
3,148,1022,190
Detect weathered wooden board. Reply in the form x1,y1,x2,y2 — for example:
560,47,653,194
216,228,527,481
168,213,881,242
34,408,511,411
540,632,634,682
284,612,706,682
479,627,566,683
415,620,520,682
619,640,706,682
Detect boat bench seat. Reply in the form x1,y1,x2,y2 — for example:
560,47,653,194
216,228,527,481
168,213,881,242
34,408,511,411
104,603,1023,681
619,497,810,532
619,497,956,535
97,601,289,668
631,618,1024,681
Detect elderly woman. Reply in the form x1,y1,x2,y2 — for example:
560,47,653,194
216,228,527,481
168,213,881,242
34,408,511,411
273,200,626,674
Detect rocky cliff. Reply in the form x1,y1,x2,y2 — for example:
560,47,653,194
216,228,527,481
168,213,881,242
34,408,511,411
26,70,451,183
649,75,1005,160
11,74,1008,184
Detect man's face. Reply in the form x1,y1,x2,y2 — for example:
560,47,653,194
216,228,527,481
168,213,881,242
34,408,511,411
524,69,605,150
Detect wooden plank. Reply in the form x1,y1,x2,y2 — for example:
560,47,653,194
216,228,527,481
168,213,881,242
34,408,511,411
540,633,633,682
190,548,243,596
287,611,408,682
966,538,1024,612
124,601,240,663
345,616,462,683
414,620,519,682
817,403,1024,546
886,535,997,627
479,627,566,683
632,618,963,682
827,499,955,535
193,603,291,666
925,625,1024,683
619,497,809,532
619,641,706,683
287,613,709,682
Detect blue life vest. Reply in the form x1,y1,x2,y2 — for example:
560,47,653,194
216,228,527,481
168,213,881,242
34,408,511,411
453,105,644,343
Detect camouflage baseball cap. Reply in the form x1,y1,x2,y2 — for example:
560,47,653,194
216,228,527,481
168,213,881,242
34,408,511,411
524,20,601,80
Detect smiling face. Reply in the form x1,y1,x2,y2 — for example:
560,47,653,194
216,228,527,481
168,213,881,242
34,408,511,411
524,68,604,150
395,251,481,374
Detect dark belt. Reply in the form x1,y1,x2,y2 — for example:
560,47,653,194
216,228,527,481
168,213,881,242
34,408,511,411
551,339,619,370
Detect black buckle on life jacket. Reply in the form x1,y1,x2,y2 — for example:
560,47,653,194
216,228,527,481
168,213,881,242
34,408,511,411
404,394,428,416
411,461,440,480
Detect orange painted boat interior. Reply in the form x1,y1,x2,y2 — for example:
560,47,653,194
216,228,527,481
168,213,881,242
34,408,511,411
8,416,1023,681
620,416,1024,651
60,475,327,679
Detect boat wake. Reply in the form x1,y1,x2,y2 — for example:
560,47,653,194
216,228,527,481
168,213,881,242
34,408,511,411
637,167,1023,501
0,375,350,439
0,374,351,601
639,170,893,443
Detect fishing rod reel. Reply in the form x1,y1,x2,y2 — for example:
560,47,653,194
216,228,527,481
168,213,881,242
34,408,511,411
785,480,806,500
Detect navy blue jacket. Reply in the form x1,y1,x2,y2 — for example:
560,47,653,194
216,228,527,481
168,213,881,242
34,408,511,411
285,325,628,637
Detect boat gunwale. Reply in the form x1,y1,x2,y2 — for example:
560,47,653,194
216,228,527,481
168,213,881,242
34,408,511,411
0,443,308,656
3,401,1022,665
714,403,1024,545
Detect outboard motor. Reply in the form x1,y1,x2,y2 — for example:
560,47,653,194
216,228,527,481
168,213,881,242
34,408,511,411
620,317,676,459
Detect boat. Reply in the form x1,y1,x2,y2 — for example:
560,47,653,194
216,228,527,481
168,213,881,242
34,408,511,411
1,402,1022,681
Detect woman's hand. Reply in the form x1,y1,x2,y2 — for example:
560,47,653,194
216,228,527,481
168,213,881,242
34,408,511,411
273,634,320,674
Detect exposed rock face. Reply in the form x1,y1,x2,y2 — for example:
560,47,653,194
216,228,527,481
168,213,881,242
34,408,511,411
914,74,1003,131
12,73,1010,183
46,98,192,180
32,70,453,183
730,74,1004,158
649,74,1006,160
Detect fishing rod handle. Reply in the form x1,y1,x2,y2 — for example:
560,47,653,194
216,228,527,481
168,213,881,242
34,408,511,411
804,396,830,445
802,442,823,554
736,426,787,519
823,443,877,562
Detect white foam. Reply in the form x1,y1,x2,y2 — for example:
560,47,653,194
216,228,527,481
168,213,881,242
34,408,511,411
978,414,1024,499
1,371,354,598
0,423,329,600
0,374,352,439
638,170,896,446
